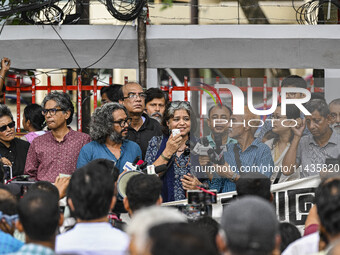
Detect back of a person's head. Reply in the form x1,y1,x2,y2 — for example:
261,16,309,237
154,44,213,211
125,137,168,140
281,75,307,89
149,222,217,255
315,179,340,236
192,217,220,254
23,103,45,131
127,206,187,254
279,222,301,253
107,84,123,102
0,188,17,215
236,172,271,201
221,196,278,255
18,189,59,241
126,174,162,212
67,159,119,221
30,181,59,201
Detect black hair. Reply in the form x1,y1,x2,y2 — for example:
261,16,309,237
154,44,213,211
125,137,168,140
18,189,59,241
23,104,46,131
305,99,330,118
236,172,271,201
30,181,60,201
315,179,340,236
192,217,219,254
145,88,167,105
0,187,17,215
271,104,301,149
106,84,123,103
67,159,119,220
208,104,232,118
149,223,217,255
279,222,301,252
281,75,307,89
100,86,109,97
126,174,162,212
161,101,197,136
42,92,74,125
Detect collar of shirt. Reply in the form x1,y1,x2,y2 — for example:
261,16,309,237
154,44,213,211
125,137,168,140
128,113,152,132
234,138,261,153
0,138,15,150
18,243,55,255
308,129,339,146
47,127,74,143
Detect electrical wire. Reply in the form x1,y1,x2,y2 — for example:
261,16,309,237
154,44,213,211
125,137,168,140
85,21,127,68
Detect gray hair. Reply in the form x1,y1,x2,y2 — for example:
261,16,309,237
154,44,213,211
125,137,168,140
89,102,128,144
161,101,197,135
305,99,330,118
0,104,13,120
126,206,187,253
330,98,340,107
42,92,74,125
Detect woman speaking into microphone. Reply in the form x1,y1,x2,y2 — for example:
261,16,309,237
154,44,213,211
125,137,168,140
145,101,202,202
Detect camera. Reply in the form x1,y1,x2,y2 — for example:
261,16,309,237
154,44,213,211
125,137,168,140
178,189,217,221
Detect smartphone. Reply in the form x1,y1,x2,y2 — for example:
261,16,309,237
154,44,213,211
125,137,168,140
172,129,181,137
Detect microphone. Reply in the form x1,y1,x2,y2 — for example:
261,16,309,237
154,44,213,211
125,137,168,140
132,156,140,165
141,164,168,175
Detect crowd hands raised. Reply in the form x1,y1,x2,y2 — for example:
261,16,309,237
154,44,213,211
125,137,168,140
0,70,338,254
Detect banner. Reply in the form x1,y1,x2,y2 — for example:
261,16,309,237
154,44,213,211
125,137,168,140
163,176,320,231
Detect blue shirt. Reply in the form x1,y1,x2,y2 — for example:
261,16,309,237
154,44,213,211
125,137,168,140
219,139,274,193
205,134,237,192
0,230,23,254
77,140,142,173
7,243,55,255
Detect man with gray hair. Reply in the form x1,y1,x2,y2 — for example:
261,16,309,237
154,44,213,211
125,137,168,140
126,206,186,255
282,99,340,178
329,98,340,134
24,92,91,182
219,196,280,255
77,102,142,173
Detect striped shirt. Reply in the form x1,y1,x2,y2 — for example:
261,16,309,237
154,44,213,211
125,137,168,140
220,139,274,193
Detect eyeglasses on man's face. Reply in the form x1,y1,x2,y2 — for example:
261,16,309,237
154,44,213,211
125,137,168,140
123,93,147,100
112,117,132,127
42,108,64,116
0,121,15,132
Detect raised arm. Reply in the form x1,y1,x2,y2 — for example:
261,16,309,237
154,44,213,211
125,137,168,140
0,58,11,94
282,118,305,175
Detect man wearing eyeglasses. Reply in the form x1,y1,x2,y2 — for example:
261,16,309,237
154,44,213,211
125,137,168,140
24,92,91,182
76,103,142,173
0,105,29,178
118,82,162,159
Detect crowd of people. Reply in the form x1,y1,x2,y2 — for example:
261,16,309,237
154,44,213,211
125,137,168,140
0,57,339,254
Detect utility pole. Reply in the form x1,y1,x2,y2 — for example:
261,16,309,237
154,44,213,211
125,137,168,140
138,5,147,88
77,0,93,134
190,0,199,122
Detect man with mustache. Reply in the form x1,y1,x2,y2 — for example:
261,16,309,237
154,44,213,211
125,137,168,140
144,88,167,123
77,103,142,173
282,99,340,178
329,98,340,134
24,92,91,182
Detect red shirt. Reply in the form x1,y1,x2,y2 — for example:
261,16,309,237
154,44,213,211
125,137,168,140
24,128,91,182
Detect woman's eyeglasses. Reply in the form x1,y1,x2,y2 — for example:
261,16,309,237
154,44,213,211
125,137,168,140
0,121,15,132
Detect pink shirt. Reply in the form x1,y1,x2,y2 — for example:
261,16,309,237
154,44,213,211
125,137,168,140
24,128,91,182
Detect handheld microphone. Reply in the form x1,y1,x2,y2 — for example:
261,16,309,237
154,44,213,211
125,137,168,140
141,164,168,175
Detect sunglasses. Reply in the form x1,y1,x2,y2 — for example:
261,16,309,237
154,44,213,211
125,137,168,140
0,121,15,132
